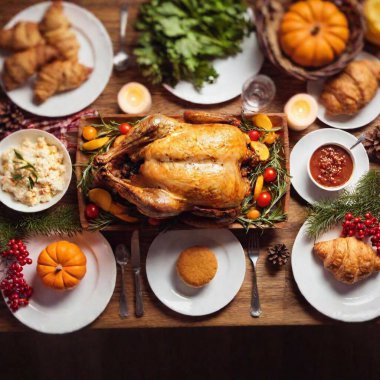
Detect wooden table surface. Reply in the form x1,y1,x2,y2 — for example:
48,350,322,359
0,0,379,331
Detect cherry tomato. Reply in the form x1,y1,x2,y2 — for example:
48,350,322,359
256,191,272,208
119,123,133,135
148,217,161,226
248,130,260,141
85,203,99,219
82,126,97,141
263,167,277,183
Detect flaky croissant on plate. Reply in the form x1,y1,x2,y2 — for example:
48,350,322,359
314,237,380,284
39,1,79,60
0,21,44,50
34,60,92,103
320,60,380,115
2,45,58,91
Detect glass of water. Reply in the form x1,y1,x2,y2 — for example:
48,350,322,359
241,74,276,115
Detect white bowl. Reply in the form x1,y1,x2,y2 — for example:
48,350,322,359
307,142,356,192
0,129,72,212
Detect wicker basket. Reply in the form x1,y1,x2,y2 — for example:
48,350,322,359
254,0,365,81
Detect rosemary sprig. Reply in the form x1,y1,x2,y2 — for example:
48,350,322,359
236,136,288,229
239,119,282,133
88,210,117,231
237,206,287,232
306,170,380,238
12,149,38,189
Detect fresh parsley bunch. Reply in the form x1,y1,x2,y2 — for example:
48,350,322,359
134,0,252,90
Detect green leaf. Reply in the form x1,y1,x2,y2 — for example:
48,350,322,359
12,173,23,181
28,176,35,189
14,149,24,160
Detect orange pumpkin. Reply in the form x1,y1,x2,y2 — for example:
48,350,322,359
37,241,87,290
279,0,350,67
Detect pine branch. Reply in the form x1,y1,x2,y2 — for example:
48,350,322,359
0,204,82,251
19,205,82,238
306,170,380,238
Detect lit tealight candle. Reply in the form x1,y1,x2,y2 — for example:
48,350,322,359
117,82,152,114
284,93,318,131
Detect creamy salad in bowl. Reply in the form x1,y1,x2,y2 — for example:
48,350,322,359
0,130,72,212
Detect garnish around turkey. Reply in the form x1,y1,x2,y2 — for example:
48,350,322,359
77,112,288,230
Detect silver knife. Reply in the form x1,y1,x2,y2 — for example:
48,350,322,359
131,230,144,317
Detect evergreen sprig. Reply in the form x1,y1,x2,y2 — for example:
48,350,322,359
0,204,82,251
306,169,380,238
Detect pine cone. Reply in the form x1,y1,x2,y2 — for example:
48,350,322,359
267,244,290,267
363,126,380,162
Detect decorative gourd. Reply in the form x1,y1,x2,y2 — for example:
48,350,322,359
37,241,87,290
279,0,350,67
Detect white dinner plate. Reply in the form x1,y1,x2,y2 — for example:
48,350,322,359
0,2,113,117
6,232,116,334
0,129,72,213
146,229,246,316
163,12,264,105
292,222,380,322
290,128,369,204
307,52,380,130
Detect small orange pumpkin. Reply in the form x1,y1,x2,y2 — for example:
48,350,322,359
37,241,87,290
279,0,350,67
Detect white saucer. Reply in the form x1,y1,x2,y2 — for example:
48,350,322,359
290,128,369,204
307,52,380,130
0,2,113,117
146,229,246,316
6,232,116,334
292,222,380,322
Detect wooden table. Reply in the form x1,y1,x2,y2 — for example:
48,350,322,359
0,0,379,331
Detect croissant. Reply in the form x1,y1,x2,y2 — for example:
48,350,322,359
39,1,79,60
313,237,380,284
0,21,44,51
2,45,59,91
320,60,380,115
39,1,70,33
34,60,92,103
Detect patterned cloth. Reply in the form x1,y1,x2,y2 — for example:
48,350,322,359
0,99,98,152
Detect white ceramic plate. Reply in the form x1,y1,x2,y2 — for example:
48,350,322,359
290,129,369,204
292,222,380,322
6,232,116,334
0,129,72,212
0,1,113,117
146,229,246,316
163,28,264,104
307,52,380,130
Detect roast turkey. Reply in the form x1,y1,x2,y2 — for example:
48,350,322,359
94,112,254,226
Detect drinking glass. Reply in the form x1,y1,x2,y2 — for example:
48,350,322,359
241,74,276,114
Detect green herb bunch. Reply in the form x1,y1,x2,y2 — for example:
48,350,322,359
237,121,289,230
134,0,252,90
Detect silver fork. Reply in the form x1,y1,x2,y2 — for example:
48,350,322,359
247,232,261,317
115,244,130,319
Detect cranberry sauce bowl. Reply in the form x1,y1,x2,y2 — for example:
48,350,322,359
307,143,355,191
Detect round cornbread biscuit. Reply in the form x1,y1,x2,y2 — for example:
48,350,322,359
176,246,218,288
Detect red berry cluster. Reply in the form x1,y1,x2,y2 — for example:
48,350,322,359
0,239,33,312
341,213,380,255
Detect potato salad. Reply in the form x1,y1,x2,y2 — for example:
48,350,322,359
0,137,66,206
